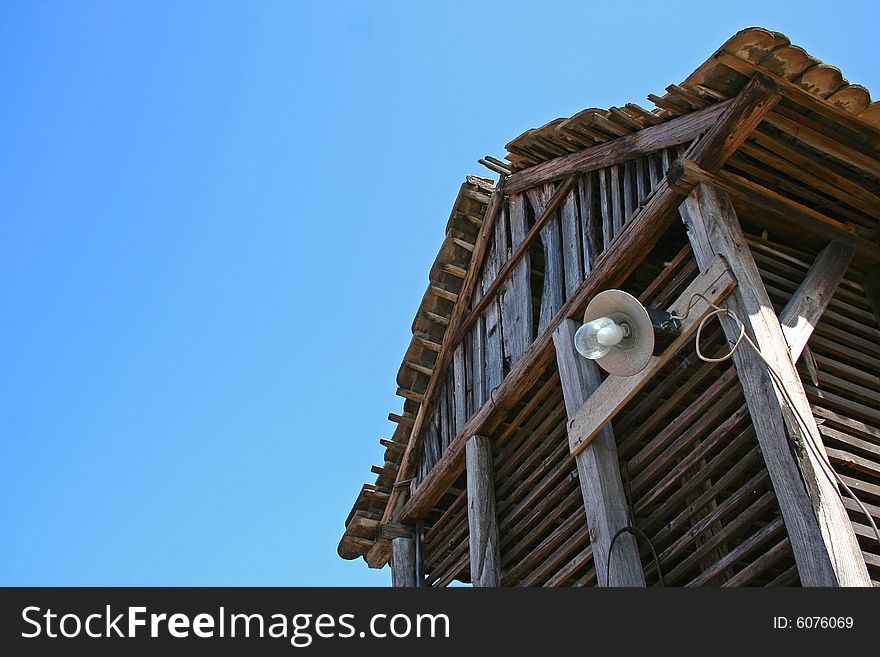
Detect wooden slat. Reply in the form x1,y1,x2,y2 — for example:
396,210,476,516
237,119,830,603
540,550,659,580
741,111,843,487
482,214,504,399
453,345,467,433
743,130,879,218
610,164,623,235
598,168,612,250
688,517,785,587
466,435,502,587
560,188,584,297
500,194,533,368
528,184,565,332
502,486,583,577
578,173,601,275
396,387,425,403
414,332,442,352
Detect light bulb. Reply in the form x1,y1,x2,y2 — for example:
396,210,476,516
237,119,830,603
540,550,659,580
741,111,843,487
596,322,625,346
575,316,621,359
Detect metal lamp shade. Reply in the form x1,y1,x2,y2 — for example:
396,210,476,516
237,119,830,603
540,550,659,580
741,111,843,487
583,289,654,376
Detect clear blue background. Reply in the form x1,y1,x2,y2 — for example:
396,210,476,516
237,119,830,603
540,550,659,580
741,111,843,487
1,1,878,585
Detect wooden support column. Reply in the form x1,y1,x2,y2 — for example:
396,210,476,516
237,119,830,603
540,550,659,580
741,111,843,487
465,435,502,587
679,183,870,587
390,536,417,587
553,320,646,586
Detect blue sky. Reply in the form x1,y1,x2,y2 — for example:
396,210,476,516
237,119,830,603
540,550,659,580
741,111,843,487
1,1,878,586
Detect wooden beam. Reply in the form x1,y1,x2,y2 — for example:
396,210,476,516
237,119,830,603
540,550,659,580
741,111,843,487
779,241,855,359
465,435,502,587
388,412,414,426
667,158,880,262
567,256,737,456
503,99,733,193
681,74,780,172
396,76,780,531
679,182,870,587
390,536,417,587
553,320,646,587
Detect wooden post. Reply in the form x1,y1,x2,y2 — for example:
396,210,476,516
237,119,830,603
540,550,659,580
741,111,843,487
553,319,646,586
465,435,502,587
679,183,870,587
390,537,417,587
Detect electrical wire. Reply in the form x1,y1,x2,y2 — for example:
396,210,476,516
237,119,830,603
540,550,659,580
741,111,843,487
604,463,666,587
672,293,880,551
607,526,665,587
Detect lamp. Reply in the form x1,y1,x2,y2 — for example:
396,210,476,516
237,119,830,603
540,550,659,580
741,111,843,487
574,290,680,377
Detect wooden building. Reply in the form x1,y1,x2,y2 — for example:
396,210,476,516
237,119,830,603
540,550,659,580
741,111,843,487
338,28,880,587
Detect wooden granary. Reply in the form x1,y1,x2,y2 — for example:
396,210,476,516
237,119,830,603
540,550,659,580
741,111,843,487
338,28,880,587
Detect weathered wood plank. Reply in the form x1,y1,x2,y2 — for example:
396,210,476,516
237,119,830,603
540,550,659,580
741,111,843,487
610,164,623,237
482,221,504,399
680,182,869,587
391,536,417,587
577,173,601,274
598,168,612,250
500,193,533,368
528,184,565,332
438,382,450,451
635,157,647,205
465,435,502,587
560,188,583,298
553,319,646,586
647,153,661,188
779,241,855,359
567,256,737,456
504,99,734,192
472,314,486,411
453,344,467,433
447,371,457,450
623,160,635,220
